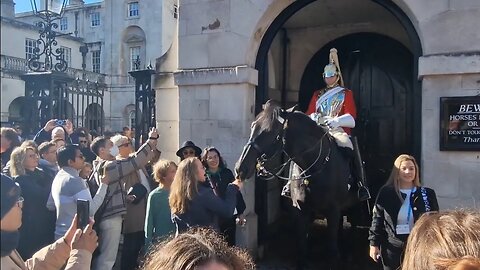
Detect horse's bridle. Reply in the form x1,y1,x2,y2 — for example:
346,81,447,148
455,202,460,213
247,113,332,181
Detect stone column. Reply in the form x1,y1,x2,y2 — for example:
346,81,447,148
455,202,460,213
174,65,259,254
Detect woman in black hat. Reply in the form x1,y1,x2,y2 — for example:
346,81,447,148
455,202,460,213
1,173,98,270
176,141,202,161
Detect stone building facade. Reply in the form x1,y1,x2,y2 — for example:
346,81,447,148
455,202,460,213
155,0,480,253
1,0,177,132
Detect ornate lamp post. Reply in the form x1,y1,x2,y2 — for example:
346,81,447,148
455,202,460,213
28,0,69,72
20,0,71,135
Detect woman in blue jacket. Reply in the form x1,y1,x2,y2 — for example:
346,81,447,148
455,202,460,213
169,157,242,234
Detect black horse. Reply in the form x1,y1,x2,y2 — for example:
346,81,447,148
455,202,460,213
235,101,360,269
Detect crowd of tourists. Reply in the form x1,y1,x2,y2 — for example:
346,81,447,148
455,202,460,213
0,121,248,270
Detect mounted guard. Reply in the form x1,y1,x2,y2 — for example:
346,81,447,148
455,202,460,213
282,48,370,202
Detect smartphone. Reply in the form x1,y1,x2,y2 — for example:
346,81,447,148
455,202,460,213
56,119,67,126
77,199,89,230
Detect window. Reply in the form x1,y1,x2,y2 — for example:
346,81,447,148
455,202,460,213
25,38,38,60
60,46,72,67
130,46,140,71
128,2,139,17
129,110,136,128
90,12,100,27
92,50,101,73
173,4,178,19
60,17,68,30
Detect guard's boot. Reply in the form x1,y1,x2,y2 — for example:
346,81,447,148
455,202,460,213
281,180,292,198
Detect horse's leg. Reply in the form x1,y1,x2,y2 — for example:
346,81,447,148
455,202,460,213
293,208,309,270
326,208,342,270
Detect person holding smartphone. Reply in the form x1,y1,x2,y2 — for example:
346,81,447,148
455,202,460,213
48,144,109,240
89,128,160,270
1,173,98,270
33,119,79,145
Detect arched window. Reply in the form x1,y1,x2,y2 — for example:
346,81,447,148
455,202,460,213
128,110,136,128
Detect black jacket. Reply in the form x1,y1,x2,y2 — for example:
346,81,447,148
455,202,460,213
14,168,56,259
173,184,239,233
368,185,439,248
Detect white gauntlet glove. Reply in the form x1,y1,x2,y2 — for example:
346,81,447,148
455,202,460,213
324,114,355,129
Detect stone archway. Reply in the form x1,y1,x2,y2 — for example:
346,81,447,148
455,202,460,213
249,0,423,258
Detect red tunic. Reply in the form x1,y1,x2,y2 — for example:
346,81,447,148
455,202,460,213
305,88,357,135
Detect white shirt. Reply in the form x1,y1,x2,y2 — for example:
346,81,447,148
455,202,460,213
397,187,416,230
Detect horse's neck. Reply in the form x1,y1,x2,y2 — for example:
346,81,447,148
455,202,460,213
287,118,330,169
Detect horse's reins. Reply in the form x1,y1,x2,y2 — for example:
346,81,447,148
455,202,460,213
254,114,332,182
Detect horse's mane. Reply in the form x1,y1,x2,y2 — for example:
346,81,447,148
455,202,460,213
255,101,282,131
256,101,328,134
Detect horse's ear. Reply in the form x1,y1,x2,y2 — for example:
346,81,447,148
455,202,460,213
286,104,300,113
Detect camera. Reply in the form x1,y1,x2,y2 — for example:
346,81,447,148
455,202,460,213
56,119,67,126
77,199,89,230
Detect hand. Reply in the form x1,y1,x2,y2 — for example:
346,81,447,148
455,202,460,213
324,116,340,129
232,178,243,190
64,214,79,248
100,172,109,185
71,219,98,254
369,246,381,263
44,119,58,132
64,120,74,135
236,214,247,227
126,194,136,203
148,127,159,139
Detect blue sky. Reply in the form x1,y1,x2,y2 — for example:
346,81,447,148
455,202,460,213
15,0,101,13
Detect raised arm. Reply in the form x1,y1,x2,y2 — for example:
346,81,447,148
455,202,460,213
104,129,159,183
202,184,239,218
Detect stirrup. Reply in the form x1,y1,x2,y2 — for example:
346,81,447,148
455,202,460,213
357,186,371,201
281,184,291,198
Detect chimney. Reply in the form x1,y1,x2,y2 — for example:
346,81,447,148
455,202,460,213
1,0,15,18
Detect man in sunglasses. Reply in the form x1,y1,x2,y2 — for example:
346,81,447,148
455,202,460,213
77,133,96,163
176,141,202,161
282,48,370,202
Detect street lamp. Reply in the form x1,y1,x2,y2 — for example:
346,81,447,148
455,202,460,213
28,0,69,72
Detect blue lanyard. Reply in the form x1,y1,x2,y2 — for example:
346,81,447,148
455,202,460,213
406,187,415,223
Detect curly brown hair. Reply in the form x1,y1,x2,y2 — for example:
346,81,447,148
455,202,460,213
401,210,480,270
142,227,255,270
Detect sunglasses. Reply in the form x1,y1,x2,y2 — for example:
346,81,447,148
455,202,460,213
183,150,195,155
16,196,24,208
79,140,88,144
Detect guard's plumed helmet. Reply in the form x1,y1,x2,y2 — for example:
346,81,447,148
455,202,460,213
323,48,344,87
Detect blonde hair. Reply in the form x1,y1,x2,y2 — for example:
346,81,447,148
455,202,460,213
152,159,177,187
142,227,254,270
10,146,36,177
401,210,480,270
169,157,200,215
385,154,421,201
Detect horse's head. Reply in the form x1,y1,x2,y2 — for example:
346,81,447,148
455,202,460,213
235,101,287,180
